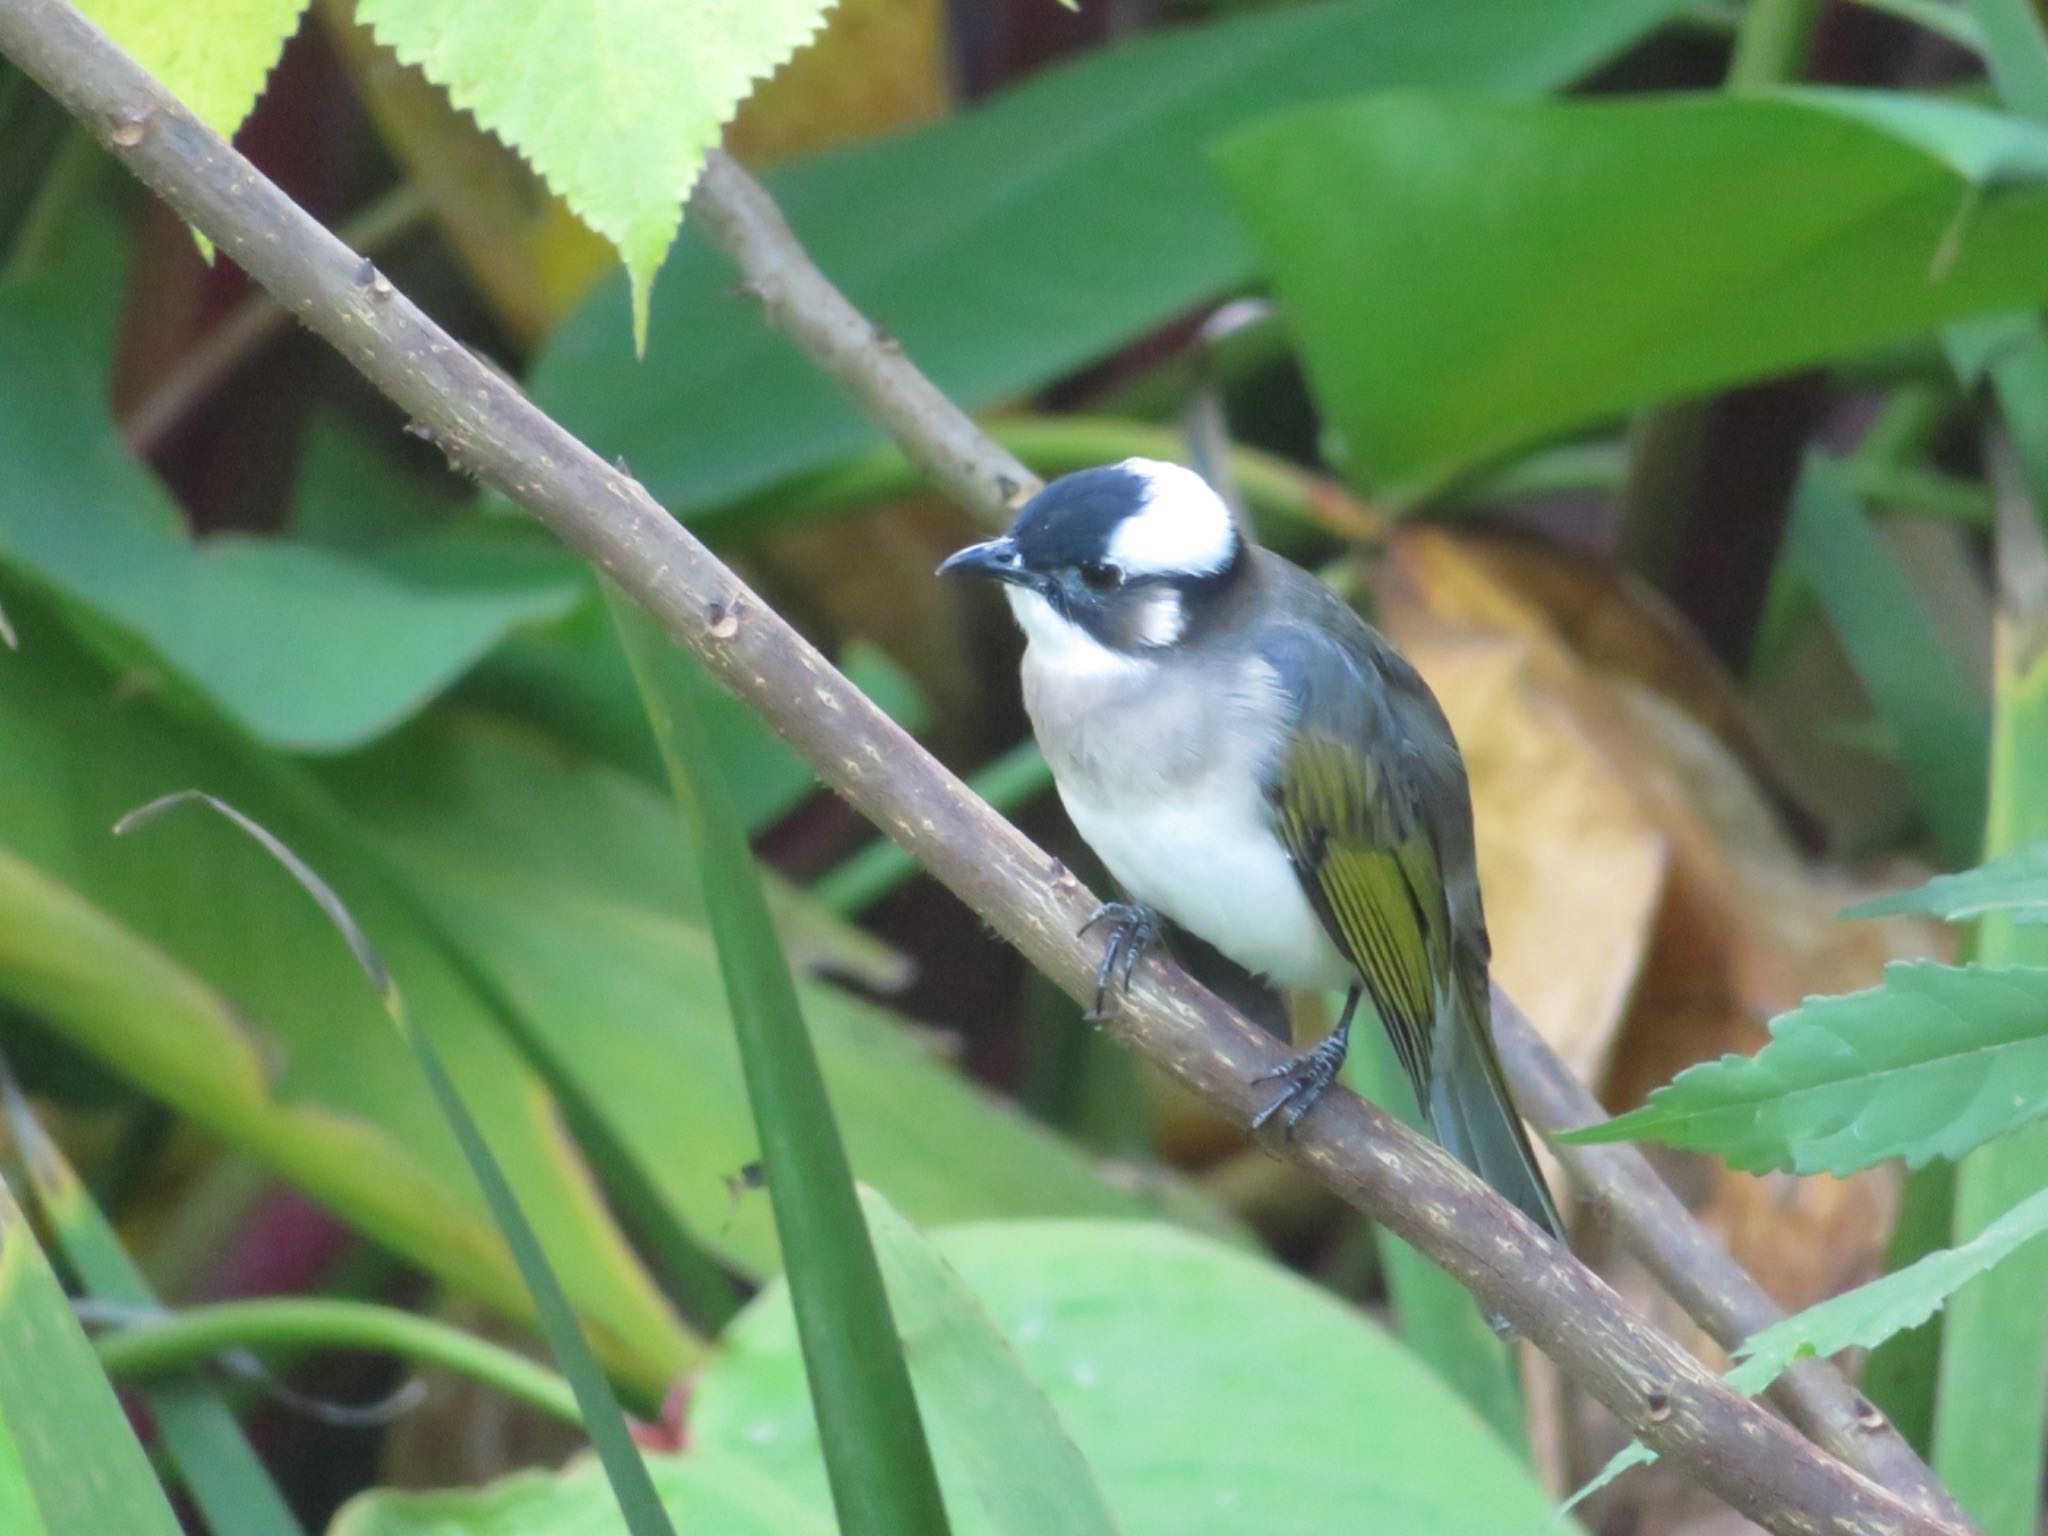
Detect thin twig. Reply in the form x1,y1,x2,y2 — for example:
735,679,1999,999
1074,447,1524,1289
691,152,1039,522
0,5,1970,1531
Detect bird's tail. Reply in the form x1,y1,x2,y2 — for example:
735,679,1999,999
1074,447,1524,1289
1427,967,1564,1243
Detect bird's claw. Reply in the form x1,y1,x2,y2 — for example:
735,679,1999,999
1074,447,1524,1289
1078,902,1159,1020
1250,1035,1349,1138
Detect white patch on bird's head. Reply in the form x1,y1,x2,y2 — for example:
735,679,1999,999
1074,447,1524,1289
1130,587,1186,647
1103,458,1240,578
1003,586,1150,678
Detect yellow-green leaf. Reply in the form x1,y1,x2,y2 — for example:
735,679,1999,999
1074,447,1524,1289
76,0,313,140
354,0,837,348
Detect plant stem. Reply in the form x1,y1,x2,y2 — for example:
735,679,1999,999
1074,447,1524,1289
1726,0,1826,92
1612,0,1822,581
94,1299,583,1428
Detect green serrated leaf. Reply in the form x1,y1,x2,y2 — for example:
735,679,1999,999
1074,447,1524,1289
74,0,312,141
1731,1184,2048,1393
1561,962,2048,1173
1847,838,2048,924
354,0,836,348
1566,1185,2048,1509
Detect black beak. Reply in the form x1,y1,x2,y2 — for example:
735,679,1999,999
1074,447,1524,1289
936,536,1028,585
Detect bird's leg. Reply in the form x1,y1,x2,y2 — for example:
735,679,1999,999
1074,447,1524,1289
1250,985,1362,1137
1077,901,1161,1020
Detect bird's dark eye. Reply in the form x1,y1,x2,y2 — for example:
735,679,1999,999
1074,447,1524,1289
1079,560,1123,591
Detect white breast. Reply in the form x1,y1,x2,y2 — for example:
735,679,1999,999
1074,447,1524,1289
1056,771,1354,992
1007,585,1353,992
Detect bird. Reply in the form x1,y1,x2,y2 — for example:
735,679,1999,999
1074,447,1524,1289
938,457,1563,1242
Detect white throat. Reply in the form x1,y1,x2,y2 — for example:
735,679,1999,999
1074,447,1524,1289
1003,587,1149,678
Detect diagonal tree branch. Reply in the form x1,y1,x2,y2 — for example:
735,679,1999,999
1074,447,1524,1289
0,3,1968,1531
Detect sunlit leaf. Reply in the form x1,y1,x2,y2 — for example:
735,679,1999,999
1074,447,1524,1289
354,0,836,346
76,0,311,141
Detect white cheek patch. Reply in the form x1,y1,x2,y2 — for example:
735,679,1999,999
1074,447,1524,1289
1105,458,1238,577
1131,588,1185,648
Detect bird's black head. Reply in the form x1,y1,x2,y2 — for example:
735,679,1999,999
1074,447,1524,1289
937,458,1247,655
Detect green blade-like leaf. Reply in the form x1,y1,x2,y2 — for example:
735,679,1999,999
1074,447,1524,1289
74,0,311,142
352,0,834,347
1561,961,2048,1173
0,1174,181,1536
396,1033,678,1536
606,589,949,1536
0,1069,303,1536
1214,89,2048,498
117,791,677,1536
1850,839,2048,924
528,0,1690,519
855,1188,1120,1536
1784,456,1988,861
